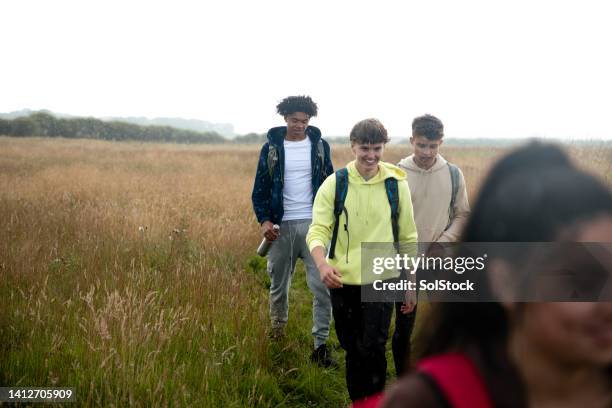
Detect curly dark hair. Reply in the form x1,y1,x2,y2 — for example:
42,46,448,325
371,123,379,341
412,114,444,140
276,95,318,117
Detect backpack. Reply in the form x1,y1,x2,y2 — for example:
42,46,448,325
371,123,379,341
446,162,460,230
328,168,399,260
350,352,492,408
417,353,493,408
267,138,326,179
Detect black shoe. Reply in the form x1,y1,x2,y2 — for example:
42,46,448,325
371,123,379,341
311,344,338,368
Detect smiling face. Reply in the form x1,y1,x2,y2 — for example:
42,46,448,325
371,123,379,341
521,302,612,367
351,142,384,179
284,112,310,140
411,135,443,170
509,216,612,368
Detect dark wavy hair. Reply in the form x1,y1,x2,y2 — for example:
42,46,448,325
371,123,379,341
276,95,318,117
412,114,444,140
420,142,612,375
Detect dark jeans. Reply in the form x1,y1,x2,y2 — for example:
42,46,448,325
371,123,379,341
392,303,417,377
331,285,393,401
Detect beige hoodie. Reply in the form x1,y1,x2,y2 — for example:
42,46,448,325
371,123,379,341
397,154,470,242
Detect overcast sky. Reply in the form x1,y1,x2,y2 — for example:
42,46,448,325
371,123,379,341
2,0,611,139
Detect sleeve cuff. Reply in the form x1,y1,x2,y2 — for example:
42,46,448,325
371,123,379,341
308,240,326,252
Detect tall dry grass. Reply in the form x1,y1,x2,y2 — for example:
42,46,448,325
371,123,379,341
0,136,610,406
0,138,328,406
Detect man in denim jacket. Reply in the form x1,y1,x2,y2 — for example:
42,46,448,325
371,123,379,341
251,95,335,367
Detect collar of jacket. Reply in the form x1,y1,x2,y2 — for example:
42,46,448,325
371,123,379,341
266,126,322,146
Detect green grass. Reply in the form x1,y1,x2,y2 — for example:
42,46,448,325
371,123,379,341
0,233,353,406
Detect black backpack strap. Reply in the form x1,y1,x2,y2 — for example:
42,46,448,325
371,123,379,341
385,177,400,249
446,162,460,230
329,168,348,259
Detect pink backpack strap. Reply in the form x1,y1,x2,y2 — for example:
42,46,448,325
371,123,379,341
417,352,493,408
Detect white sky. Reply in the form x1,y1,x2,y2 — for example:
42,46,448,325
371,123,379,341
2,0,611,139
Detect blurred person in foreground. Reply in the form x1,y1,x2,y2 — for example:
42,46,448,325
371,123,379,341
307,119,418,401
378,143,612,407
251,95,336,367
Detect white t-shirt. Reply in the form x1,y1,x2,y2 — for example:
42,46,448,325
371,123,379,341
283,138,313,221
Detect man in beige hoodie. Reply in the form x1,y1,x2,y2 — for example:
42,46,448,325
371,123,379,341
392,114,471,375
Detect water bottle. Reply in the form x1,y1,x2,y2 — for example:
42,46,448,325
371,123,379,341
257,224,280,256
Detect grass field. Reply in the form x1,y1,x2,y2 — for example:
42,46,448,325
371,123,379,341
1,136,610,406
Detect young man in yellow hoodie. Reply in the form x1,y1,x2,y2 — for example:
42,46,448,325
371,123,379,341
392,114,471,376
307,118,418,402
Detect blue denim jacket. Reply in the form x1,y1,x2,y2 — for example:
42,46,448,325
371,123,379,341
251,126,334,225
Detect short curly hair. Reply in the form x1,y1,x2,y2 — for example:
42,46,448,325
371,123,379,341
350,118,389,145
276,95,318,117
412,114,444,140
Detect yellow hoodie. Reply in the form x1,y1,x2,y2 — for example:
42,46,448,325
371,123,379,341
307,160,418,285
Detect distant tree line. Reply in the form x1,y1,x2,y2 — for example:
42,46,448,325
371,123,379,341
0,112,227,144
233,133,267,144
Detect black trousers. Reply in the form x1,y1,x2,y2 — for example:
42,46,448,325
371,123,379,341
392,303,417,377
331,285,393,401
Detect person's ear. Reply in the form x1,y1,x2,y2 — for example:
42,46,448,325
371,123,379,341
439,139,444,147
410,136,414,145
